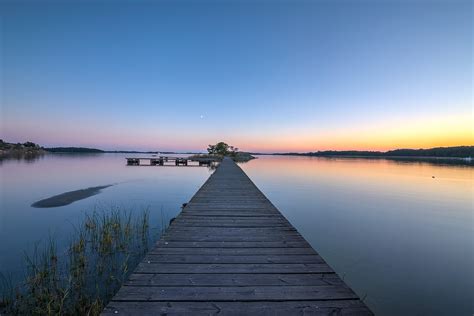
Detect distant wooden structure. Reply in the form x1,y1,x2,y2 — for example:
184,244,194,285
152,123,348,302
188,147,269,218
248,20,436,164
126,156,217,167
104,157,372,315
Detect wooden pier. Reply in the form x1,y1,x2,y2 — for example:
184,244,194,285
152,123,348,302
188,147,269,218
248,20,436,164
104,157,372,315
126,156,217,167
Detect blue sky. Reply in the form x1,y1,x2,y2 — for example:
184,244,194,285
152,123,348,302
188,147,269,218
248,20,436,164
1,0,472,152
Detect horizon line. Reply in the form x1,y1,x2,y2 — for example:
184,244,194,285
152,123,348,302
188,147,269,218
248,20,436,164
43,144,474,154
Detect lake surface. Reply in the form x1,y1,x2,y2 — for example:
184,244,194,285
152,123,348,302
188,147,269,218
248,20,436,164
1,154,472,315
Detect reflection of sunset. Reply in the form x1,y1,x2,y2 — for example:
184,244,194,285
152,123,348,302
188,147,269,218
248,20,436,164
242,156,473,203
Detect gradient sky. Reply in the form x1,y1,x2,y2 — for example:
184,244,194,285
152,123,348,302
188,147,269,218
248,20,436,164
1,0,472,152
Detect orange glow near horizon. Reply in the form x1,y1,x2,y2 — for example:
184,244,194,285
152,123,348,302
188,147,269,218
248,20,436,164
3,112,472,153
233,115,473,153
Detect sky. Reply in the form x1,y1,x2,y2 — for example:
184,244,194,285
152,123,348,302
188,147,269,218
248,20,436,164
1,0,472,152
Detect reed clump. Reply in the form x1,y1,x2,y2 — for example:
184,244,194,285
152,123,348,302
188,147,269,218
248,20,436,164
1,208,151,315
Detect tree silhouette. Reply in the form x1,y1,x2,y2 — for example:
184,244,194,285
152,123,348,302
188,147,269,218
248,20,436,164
207,142,238,156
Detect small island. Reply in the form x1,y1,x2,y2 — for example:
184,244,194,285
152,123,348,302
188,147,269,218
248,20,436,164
190,141,256,163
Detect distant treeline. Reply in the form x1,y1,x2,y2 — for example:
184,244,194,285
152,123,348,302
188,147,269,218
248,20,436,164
385,146,473,157
272,146,473,158
45,147,105,153
44,148,182,154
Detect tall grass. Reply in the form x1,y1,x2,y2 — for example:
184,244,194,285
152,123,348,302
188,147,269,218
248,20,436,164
1,208,154,315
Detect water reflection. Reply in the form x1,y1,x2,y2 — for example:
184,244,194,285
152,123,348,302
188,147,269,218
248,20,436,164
0,151,46,164
350,156,473,167
241,156,473,316
269,154,474,167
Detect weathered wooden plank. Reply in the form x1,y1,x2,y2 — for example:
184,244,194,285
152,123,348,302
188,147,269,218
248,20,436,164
184,204,275,208
180,213,280,217
148,247,318,255
173,218,286,222
162,233,302,239
156,241,310,248
170,223,290,227
162,233,300,239
180,210,280,214
125,273,341,286
183,206,275,210
103,300,371,315
112,285,358,301
184,205,276,209
172,219,289,225
165,227,298,233
189,199,270,201
182,210,278,215
163,229,301,236
169,222,291,228
144,254,324,264
188,202,273,206
161,236,305,242
135,263,334,274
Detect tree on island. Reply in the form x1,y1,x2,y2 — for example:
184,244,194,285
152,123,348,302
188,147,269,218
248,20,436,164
201,142,254,162
207,142,239,156
23,141,39,148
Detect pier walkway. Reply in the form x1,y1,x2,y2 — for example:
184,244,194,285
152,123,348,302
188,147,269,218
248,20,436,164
103,157,372,315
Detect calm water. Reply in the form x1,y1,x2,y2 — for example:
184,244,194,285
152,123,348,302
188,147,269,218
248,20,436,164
1,154,473,315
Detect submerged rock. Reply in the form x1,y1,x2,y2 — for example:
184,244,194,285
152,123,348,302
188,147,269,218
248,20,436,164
31,185,113,208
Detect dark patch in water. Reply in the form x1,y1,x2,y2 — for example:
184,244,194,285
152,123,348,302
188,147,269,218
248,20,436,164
31,185,113,208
